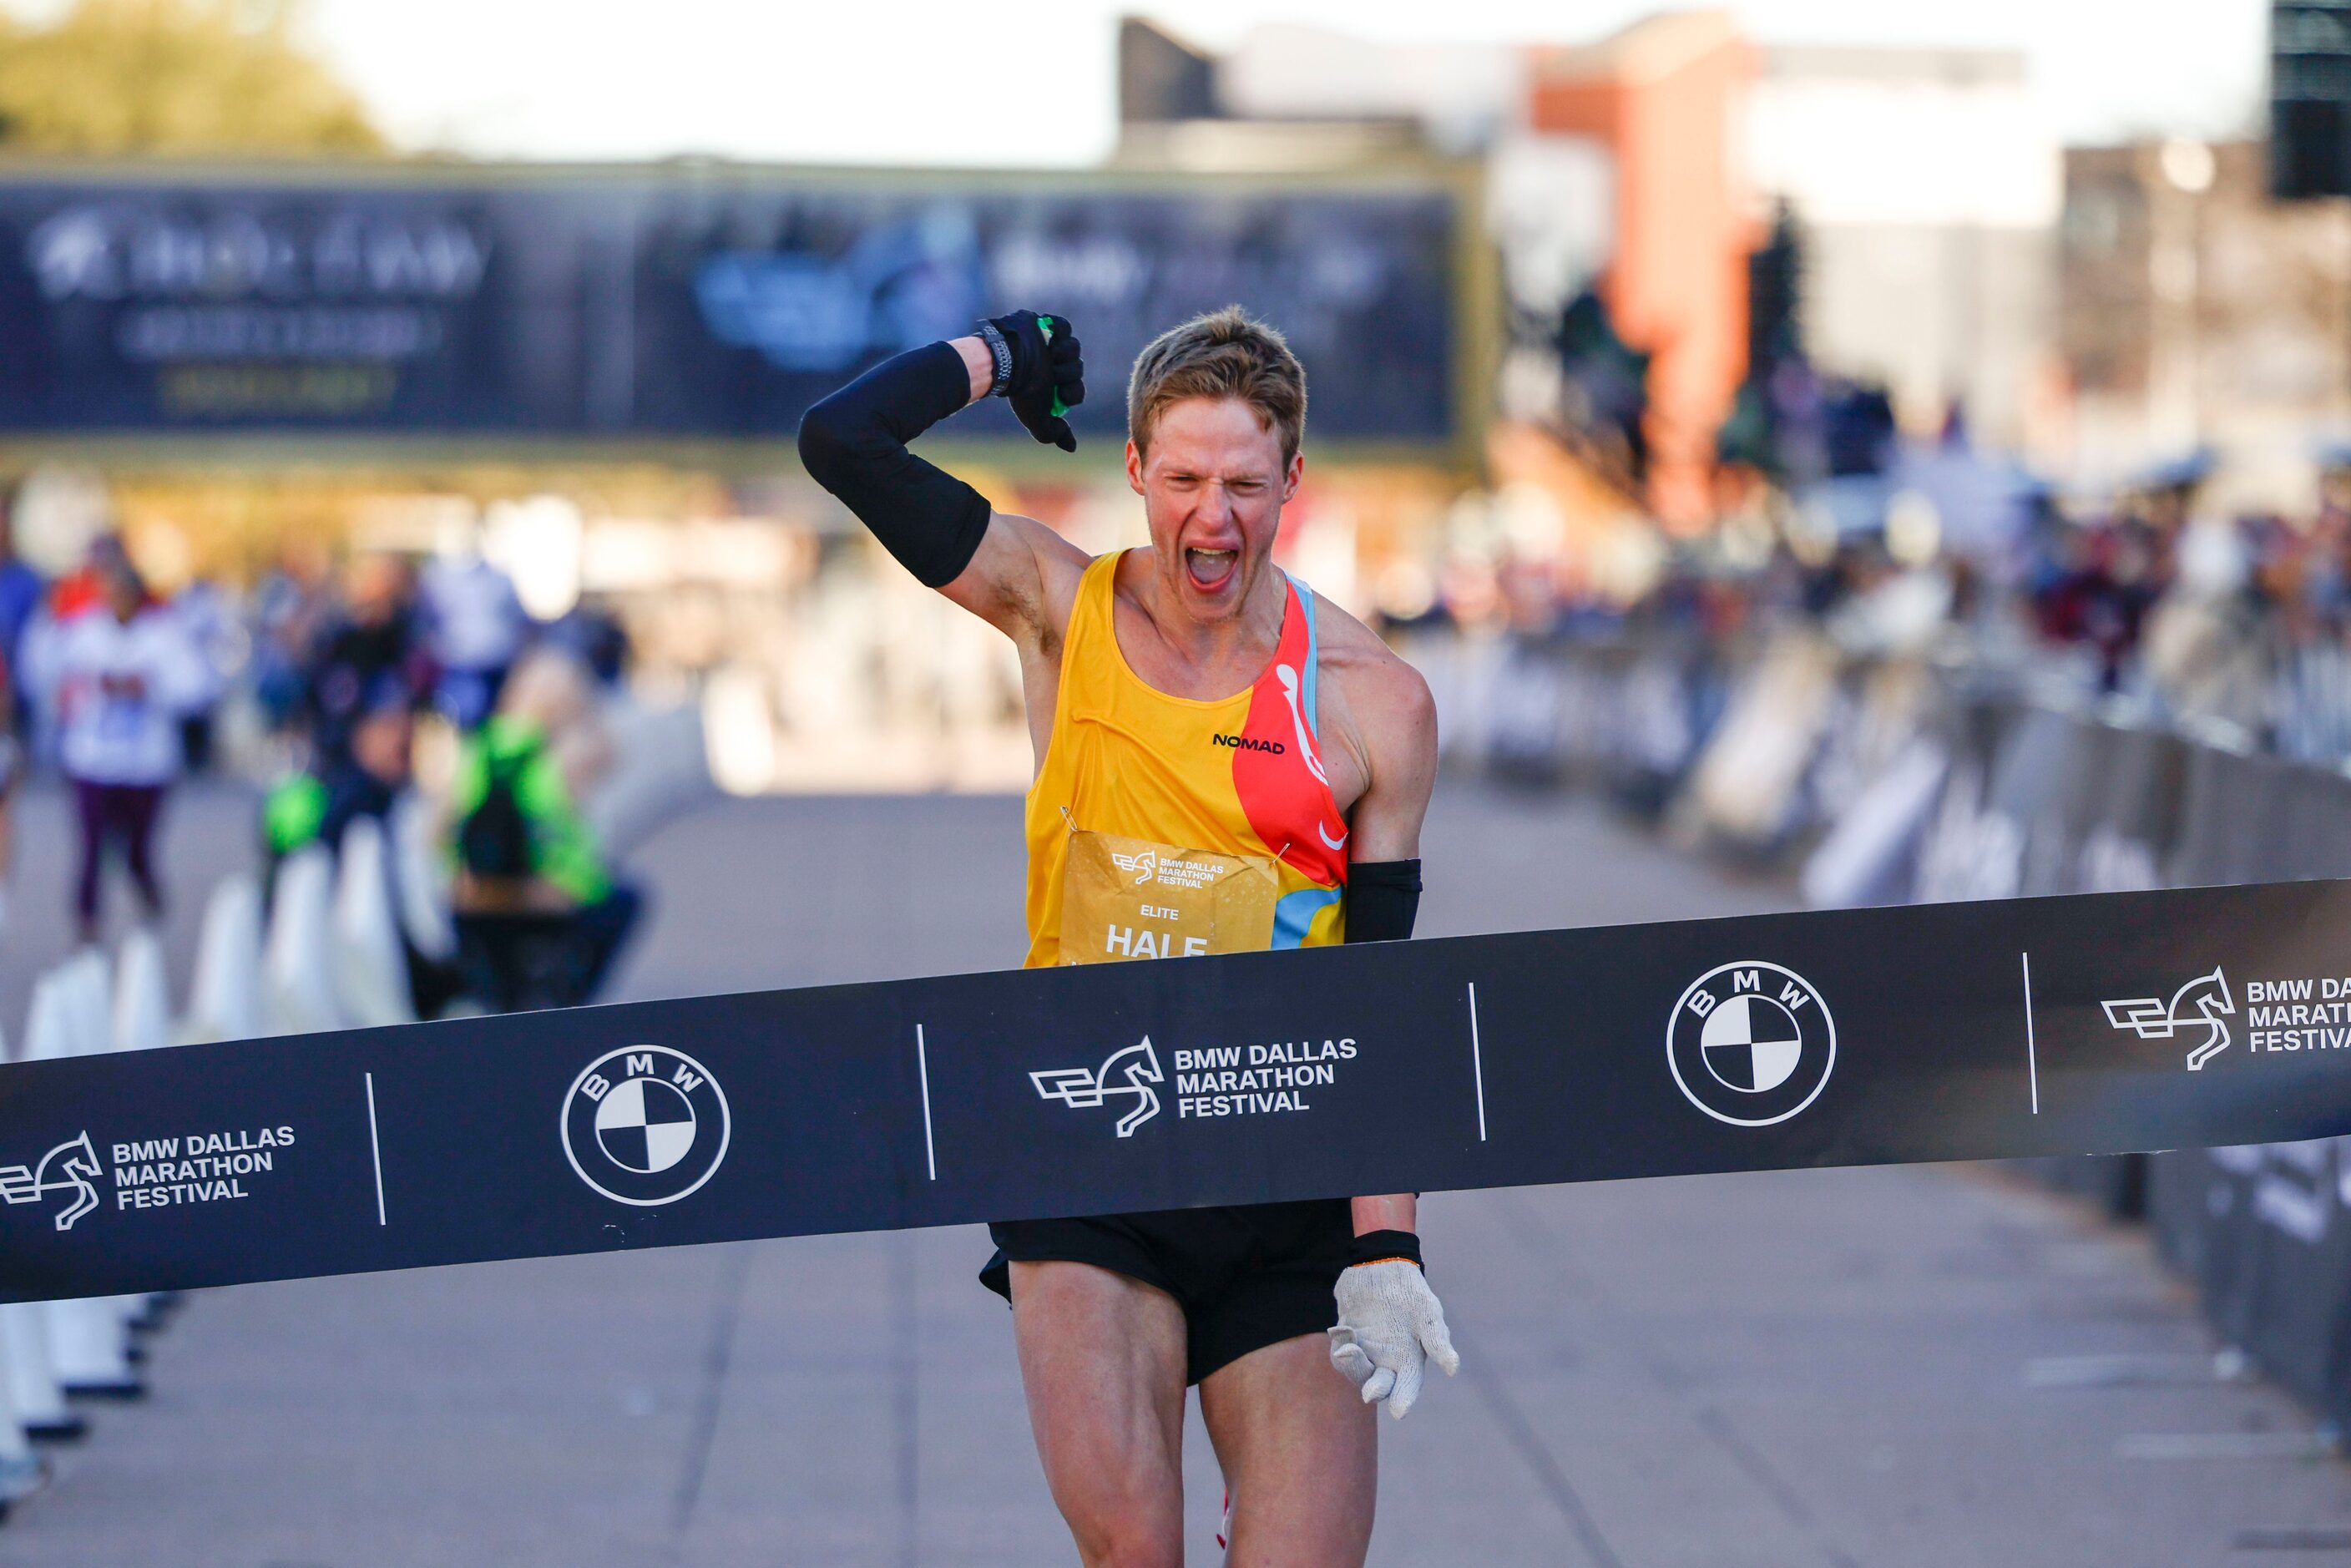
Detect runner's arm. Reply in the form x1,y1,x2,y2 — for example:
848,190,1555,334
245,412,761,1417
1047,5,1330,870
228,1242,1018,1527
1338,649,1438,862
796,332,1087,645
1341,650,1438,1238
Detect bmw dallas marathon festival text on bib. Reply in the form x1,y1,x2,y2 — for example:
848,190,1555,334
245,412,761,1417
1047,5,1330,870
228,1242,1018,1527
5,879,2351,1301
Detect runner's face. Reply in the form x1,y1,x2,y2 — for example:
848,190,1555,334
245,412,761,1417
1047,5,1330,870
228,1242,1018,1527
1128,397,1302,625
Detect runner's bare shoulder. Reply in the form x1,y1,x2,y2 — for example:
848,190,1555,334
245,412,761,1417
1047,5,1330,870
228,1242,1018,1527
1306,595,1438,812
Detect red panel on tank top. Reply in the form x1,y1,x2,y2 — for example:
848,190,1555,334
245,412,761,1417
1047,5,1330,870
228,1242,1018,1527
1231,584,1348,888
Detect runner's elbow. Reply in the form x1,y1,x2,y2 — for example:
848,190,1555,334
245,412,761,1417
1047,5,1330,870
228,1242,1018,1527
796,397,858,495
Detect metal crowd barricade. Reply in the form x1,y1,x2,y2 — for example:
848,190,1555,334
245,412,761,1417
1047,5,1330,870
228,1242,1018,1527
1812,679,2351,1434
1412,612,2351,1440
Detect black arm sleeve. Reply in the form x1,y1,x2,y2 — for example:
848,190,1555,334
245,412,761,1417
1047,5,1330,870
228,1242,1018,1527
796,341,994,589
1344,858,1422,943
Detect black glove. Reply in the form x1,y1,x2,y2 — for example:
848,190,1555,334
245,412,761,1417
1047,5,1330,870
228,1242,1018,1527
981,310,1084,452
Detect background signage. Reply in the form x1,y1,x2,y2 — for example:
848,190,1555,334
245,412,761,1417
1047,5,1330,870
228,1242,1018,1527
0,173,1462,444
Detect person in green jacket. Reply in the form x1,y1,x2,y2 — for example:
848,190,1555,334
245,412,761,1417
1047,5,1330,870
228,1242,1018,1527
447,649,640,1008
262,680,468,1018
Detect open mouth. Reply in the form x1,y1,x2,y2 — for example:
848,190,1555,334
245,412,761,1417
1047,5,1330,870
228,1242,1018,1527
1185,547,1239,591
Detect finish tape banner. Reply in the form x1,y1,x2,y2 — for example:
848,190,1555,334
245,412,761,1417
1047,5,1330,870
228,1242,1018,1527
6,880,2351,1302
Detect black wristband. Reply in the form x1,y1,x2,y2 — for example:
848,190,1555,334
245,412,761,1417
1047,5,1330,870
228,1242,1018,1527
1347,1228,1423,1270
1344,859,1422,943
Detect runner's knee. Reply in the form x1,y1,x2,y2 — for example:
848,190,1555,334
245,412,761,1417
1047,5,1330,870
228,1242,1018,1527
1060,1501,1182,1568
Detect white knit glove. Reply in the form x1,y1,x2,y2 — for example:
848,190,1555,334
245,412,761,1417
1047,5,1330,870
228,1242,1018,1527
1328,1258,1459,1419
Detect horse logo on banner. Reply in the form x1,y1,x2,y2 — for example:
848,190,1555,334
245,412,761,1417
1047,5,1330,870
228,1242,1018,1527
2102,967,2236,1070
1032,1037,1165,1137
0,1132,104,1232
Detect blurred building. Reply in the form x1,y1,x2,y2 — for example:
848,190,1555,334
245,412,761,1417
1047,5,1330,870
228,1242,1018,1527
1746,45,2060,451
1119,17,1522,156
1524,14,1757,524
2060,139,2351,503
1119,13,2071,521
1119,14,1755,526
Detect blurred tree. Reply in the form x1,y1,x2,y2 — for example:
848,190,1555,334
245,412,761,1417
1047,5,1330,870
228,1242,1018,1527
1555,289,1651,483
1718,205,1809,479
0,0,382,154
1745,200,1803,378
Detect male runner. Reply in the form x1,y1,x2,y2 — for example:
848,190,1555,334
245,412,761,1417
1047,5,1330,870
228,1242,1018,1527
800,306,1456,1566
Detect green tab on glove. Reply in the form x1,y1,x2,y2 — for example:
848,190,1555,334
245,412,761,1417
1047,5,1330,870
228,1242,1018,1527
984,309,1085,451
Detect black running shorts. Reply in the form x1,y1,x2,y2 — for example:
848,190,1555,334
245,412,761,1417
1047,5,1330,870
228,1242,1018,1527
981,1199,1353,1385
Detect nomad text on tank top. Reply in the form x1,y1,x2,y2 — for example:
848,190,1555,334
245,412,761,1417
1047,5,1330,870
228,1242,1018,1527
1024,550,1350,968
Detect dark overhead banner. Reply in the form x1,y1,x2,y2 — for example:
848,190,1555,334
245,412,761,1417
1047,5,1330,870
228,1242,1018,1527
0,175,1459,442
5,879,2351,1302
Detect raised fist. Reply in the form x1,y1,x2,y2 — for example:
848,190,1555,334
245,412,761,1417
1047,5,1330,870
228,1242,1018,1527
983,310,1084,452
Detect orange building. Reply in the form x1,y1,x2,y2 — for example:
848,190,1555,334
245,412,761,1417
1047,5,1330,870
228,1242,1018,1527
1529,13,1759,526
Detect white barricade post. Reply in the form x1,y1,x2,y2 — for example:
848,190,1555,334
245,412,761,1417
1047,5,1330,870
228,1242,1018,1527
24,963,140,1400
265,847,342,1035
109,933,174,1333
388,791,456,964
0,1307,41,1503
45,953,139,1399
1,974,83,1444
331,818,416,1029
0,1302,75,1447
57,951,109,1073
0,1011,49,1495
181,873,265,1044
0,1259,38,1501
0,1303,77,1447
112,928,170,1055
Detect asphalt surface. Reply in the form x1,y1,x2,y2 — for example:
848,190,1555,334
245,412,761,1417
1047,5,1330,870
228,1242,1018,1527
2,781,2349,1565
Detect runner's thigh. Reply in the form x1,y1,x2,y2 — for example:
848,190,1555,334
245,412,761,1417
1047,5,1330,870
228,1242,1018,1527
1009,1260,1191,1559
1200,1330,1376,1567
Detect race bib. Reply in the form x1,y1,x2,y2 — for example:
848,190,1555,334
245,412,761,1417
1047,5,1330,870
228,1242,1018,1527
1060,827,1280,964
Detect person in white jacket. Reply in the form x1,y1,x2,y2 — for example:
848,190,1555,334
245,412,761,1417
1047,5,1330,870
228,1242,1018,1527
37,556,205,943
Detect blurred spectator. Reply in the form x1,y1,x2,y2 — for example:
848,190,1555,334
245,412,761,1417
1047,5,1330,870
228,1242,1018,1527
264,676,415,874
1822,380,1897,478
303,554,432,765
43,532,129,623
251,539,336,732
0,669,22,937
419,546,528,729
32,554,203,943
2030,519,2166,690
169,574,240,771
447,649,640,1009
542,595,630,687
263,676,466,1017
0,485,45,736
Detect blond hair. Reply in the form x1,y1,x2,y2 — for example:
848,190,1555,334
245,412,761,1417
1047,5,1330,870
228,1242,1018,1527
1126,306,1307,464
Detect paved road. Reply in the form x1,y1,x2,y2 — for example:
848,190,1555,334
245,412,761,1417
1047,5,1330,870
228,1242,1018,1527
2,784,2348,1565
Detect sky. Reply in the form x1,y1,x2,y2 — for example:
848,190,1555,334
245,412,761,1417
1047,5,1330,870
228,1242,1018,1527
284,0,2268,166
200,0,2270,165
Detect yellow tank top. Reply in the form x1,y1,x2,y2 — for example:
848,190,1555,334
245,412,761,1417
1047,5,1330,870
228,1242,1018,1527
1024,551,1351,968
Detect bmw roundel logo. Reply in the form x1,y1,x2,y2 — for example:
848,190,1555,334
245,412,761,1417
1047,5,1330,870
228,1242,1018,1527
1666,962,1835,1127
561,1045,731,1206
